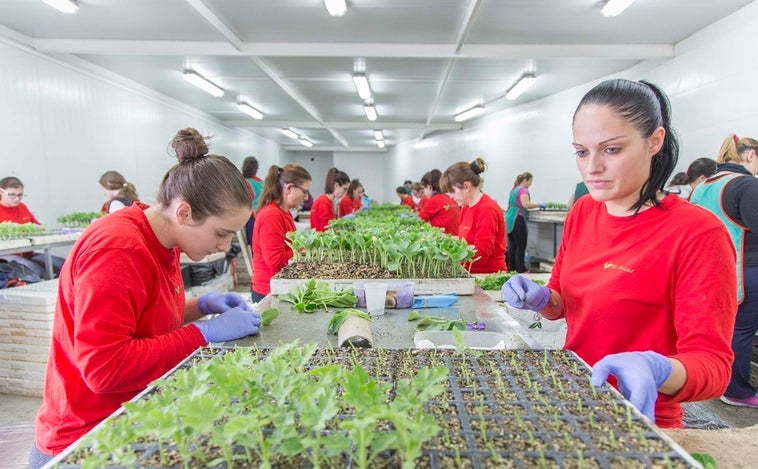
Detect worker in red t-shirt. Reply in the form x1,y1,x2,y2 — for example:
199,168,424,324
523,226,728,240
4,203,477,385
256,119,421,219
310,167,349,231
396,185,416,210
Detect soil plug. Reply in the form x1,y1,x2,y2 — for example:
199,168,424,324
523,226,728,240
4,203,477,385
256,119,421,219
338,316,374,348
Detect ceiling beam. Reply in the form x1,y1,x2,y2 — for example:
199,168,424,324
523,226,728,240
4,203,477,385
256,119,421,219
222,120,462,130
32,39,675,59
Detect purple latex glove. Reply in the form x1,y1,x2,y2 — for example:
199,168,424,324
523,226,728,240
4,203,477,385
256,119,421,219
198,292,250,315
538,203,547,209
501,275,550,311
194,307,261,343
591,351,673,422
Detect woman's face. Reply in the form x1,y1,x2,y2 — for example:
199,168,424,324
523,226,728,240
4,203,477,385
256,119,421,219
285,181,312,210
333,181,348,199
422,184,434,197
0,187,24,208
572,104,664,216
177,205,251,261
449,181,473,206
354,187,365,199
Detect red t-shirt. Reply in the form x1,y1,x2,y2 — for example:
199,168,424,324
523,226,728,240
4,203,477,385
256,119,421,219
0,202,40,224
338,195,355,217
310,194,335,232
35,204,206,454
252,202,296,295
400,194,416,210
458,193,506,273
548,195,737,428
418,193,459,236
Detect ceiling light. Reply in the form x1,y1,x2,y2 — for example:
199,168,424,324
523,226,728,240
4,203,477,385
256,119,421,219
505,73,537,101
377,140,386,149
352,73,372,100
364,103,378,121
236,102,263,120
454,105,485,122
600,0,636,17
324,0,347,17
282,128,299,140
41,0,79,14
373,130,384,141
182,70,224,97
299,138,313,148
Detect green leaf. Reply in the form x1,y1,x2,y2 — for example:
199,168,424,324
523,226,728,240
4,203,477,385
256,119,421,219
691,453,717,469
261,308,280,326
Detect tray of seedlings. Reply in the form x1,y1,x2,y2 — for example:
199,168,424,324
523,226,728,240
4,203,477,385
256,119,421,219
51,342,701,469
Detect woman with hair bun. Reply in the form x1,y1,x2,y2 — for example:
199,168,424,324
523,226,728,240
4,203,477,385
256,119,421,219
99,170,140,213
252,164,312,301
440,157,506,273
30,128,261,468
310,167,349,231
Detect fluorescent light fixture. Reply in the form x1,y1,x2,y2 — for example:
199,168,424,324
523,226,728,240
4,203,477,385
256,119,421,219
299,138,313,148
324,0,347,16
364,103,378,121
373,130,384,141
352,73,372,100
600,0,636,17
282,128,299,140
505,73,537,101
454,105,485,122
236,102,263,120
377,140,386,149
42,0,79,14
182,70,224,97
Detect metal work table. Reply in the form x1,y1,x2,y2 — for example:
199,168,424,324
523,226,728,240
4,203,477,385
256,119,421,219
0,233,80,279
224,287,537,349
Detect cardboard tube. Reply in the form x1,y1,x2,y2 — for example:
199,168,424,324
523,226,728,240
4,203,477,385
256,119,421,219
337,316,374,348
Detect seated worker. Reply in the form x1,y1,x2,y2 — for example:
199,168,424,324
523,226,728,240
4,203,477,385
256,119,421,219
0,176,65,279
396,186,416,210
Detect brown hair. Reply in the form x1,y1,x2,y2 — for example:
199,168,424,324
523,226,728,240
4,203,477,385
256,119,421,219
440,158,486,193
512,172,533,187
346,178,363,199
257,164,312,212
0,176,23,190
717,134,758,164
324,167,350,194
241,157,259,178
100,171,139,205
157,128,252,221
420,169,443,193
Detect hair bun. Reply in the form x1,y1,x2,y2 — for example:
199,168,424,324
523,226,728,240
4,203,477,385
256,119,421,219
171,128,209,163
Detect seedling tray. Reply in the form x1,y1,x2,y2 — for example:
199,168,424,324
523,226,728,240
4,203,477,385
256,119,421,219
52,346,700,468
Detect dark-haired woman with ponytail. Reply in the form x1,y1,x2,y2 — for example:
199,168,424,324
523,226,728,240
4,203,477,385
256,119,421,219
31,128,261,467
502,79,736,428
252,164,312,301
505,171,545,273
418,169,459,235
440,157,506,273
310,167,349,231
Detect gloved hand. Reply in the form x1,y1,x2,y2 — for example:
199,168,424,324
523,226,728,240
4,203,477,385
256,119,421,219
538,203,547,209
360,205,370,211
411,294,459,308
198,292,250,316
591,351,673,422
194,307,261,343
501,275,550,311
343,213,357,219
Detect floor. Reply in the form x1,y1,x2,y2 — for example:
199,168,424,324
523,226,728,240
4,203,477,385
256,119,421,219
2,251,758,468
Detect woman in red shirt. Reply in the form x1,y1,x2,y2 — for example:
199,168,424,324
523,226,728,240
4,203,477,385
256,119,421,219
310,167,349,231
440,158,506,273
30,128,261,468
396,186,416,210
338,178,364,217
417,169,459,236
252,164,312,301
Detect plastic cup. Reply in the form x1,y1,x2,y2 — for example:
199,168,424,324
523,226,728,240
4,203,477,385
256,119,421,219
364,282,388,316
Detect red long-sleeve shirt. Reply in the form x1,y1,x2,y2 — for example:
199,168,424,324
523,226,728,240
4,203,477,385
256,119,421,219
548,195,737,428
310,194,335,232
458,193,506,273
253,202,296,295
417,193,460,235
34,204,206,455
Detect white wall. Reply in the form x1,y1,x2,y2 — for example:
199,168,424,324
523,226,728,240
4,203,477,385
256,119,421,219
384,2,758,207
0,38,286,226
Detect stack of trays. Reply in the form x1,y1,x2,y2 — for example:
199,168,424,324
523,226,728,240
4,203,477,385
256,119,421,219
0,280,58,397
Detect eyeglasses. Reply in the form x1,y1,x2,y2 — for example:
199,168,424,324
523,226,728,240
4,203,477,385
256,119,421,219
1,191,24,200
293,185,310,197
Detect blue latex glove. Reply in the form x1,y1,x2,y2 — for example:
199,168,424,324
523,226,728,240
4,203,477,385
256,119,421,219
399,213,409,218
198,292,250,316
591,351,673,422
538,203,547,209
194,307,261,343
501,275,550,311
411,294,459,308
343,213,357,219
360,205,370,211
